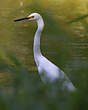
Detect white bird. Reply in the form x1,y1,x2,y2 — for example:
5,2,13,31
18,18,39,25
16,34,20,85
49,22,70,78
14,13,76,91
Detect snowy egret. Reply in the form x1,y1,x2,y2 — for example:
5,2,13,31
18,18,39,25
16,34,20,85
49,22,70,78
14,13,76,91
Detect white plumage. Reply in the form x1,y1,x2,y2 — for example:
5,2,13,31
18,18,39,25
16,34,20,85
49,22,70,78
14,13,76,92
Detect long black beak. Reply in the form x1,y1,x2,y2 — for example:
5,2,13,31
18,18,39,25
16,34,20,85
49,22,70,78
14,17,29,22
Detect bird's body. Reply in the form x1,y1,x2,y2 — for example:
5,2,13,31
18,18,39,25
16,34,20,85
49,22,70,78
14,13,76,91
37,55,59,82
36,54,75,91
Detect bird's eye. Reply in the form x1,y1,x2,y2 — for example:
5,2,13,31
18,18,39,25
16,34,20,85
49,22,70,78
31,16,34,18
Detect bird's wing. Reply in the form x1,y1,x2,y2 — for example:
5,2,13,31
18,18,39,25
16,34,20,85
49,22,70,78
38,56,59,81
38,55,76,91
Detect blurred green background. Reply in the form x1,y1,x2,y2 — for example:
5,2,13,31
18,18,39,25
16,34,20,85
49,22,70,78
0,0,88,110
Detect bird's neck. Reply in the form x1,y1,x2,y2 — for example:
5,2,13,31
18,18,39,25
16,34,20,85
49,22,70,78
33,18,44,66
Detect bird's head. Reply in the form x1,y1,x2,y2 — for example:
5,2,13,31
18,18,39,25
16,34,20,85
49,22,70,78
14,13,42,22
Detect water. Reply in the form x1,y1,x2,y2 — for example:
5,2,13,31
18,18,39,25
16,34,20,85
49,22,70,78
0,0,88,110
0,0,88,84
